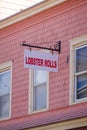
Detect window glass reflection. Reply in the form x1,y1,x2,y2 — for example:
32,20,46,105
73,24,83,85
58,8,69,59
0,95,10,118
77,73,87,89
34,70,47,85
76,46,87,72
0,70,10,96
33,84,47,110
77,73,87,99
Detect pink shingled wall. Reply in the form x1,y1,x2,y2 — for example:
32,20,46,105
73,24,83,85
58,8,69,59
0,0,87,129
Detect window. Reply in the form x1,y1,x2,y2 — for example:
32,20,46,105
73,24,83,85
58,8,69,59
29,69,48,112
0,61,12,120
75,45,87,99
70,34,87,103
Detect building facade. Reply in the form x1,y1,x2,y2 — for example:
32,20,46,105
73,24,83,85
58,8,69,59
0,0,87,129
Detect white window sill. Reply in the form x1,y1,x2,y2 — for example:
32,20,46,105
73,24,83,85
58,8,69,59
29,108,48,114
0,116,10,121
70,97,87,105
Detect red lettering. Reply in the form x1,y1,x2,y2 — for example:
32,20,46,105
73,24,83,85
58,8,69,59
26,57,57,69
44,60,57,68
54,61,57,68
25,57,43,66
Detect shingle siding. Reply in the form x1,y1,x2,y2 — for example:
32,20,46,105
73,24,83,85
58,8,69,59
0,0,87,129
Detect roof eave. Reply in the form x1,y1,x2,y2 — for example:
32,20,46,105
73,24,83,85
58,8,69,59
0,0,66,29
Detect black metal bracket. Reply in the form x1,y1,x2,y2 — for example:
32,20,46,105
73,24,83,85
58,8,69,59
21,41,61,53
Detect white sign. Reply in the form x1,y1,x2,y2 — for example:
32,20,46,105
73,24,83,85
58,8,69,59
24,49,58,72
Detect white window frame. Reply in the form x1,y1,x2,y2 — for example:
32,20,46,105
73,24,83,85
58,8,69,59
29,69,49,114
0,61,12,120
70,34,87,104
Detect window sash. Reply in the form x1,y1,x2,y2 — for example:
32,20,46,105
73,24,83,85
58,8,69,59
33,70,47,86
32,70,48,111
75,45,87,100
0,70,10,96
0,69,11,119
0,94,10,118
75,45,87,73
33,82,47,111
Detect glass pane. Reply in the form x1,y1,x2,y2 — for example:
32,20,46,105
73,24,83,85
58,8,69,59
77,73,87,99
0,95,10,118
34,70,47,85
33,83,47,110
0,70,10,96
76,46,87,72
